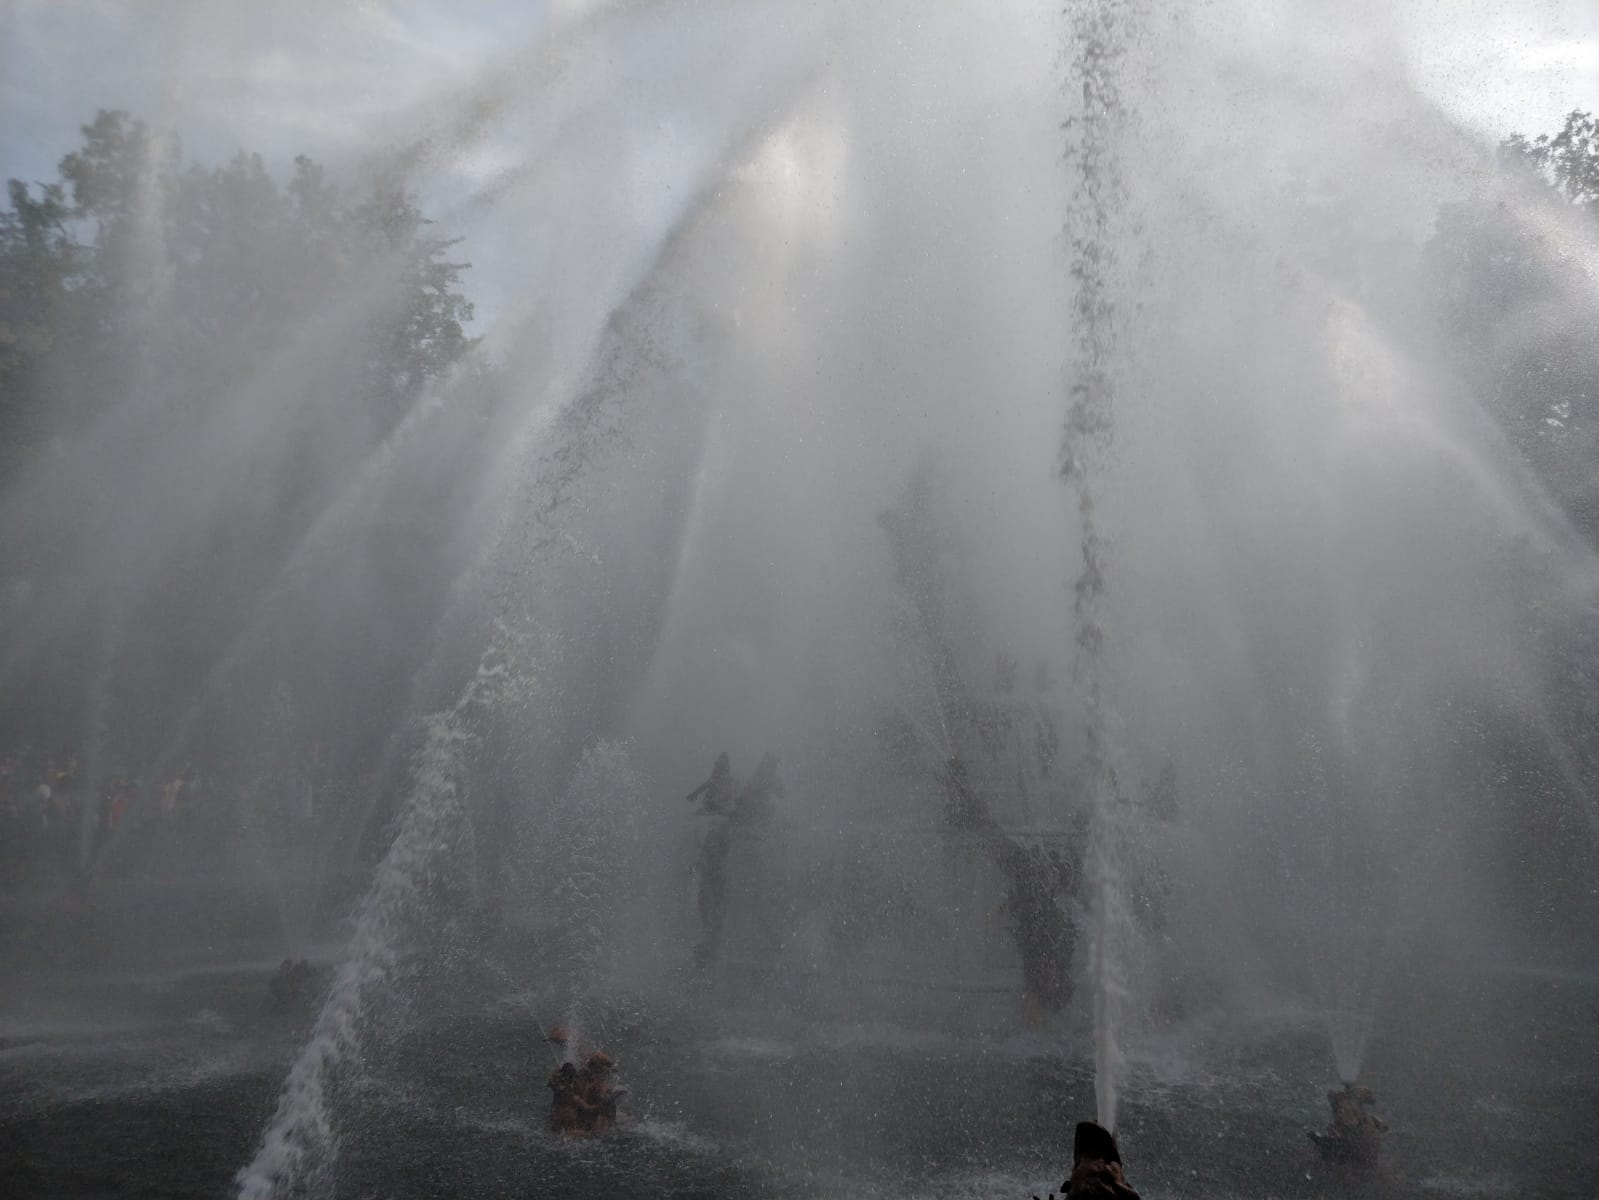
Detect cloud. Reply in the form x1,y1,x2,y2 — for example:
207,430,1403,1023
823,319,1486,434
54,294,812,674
0,1,547,180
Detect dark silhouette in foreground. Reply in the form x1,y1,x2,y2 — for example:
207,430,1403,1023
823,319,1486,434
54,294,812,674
1037,1121,1142,1200
544,1027,625,1137
686,752,735,816
688,751,782,972
576,1051,623,1133
546,1061,595,1134
1308,1081,1388,1167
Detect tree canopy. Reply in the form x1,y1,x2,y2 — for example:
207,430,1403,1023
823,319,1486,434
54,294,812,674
1424,110,1599,541
0,110,484,816
1503,110,1599,211
0,110,474,480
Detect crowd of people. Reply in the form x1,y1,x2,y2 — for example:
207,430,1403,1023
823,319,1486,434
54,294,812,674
0,749,202,889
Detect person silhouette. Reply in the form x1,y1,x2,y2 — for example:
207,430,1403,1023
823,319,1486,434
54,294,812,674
686,752,734,816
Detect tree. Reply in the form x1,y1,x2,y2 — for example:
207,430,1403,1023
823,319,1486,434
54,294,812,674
0,111,483,874
0,180,72,475
1422,111,1599,948
1423,111,1599,539
1503,109,1599,211
2,110,476,469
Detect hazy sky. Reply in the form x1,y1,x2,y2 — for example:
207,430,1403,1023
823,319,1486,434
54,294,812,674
1398,0,1599,135
3,1,1594,185
0,1,549,181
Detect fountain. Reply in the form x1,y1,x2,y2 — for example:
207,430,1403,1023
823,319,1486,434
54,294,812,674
2,3,1599,1199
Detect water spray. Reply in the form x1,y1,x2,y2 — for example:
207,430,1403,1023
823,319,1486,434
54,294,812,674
1061,0,1143,1133
233,656,494,1200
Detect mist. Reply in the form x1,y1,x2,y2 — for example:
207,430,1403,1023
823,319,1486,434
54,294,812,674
3,3,1598,1199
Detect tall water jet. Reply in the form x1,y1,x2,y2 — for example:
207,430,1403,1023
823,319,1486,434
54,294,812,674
5,5,1599,1198
234,664,486,1200
539,738,647,1030
1062,0,1143,1134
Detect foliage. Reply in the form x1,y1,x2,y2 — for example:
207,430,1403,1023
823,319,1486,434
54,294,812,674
0,178,76,479
1423,110,1599,540
0,110,481,821
0,110,473,471
1502,110,1599,211
1422,110,1599,940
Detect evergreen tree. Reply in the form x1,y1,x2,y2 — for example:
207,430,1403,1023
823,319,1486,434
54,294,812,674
0,110,483,860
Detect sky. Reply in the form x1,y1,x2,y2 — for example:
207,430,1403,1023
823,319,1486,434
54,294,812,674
0,1,551,182
2,0,1594,183
1397,0,1599,136
0,0,1593,329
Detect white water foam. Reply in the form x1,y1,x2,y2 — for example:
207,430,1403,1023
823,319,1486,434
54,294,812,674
234,688,480,1199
